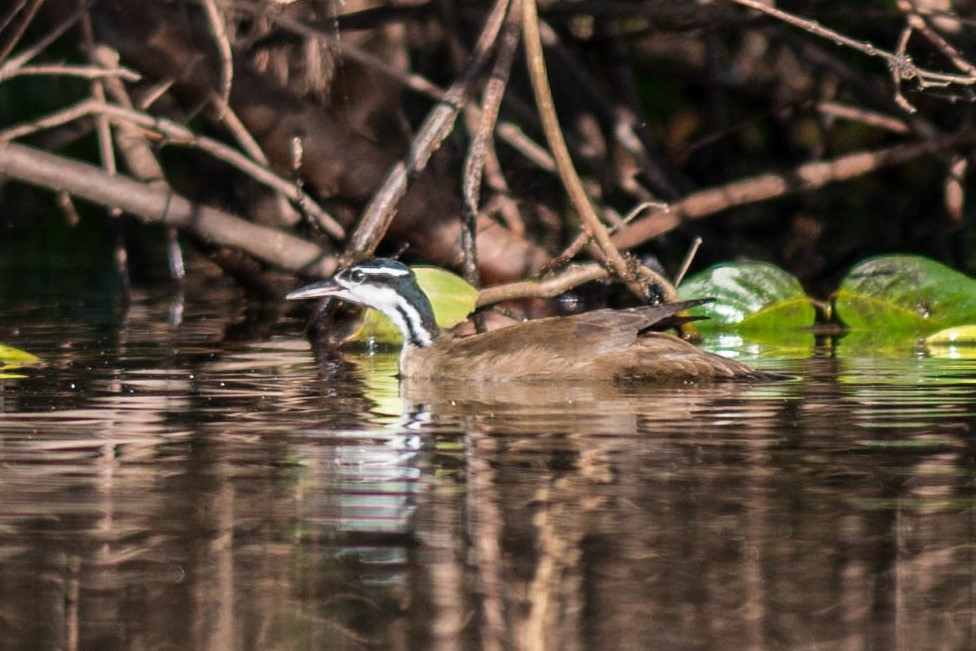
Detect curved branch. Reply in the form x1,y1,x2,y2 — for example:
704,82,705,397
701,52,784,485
521,0,675,301
476,263,608,307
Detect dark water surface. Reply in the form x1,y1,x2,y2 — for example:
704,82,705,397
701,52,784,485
2,289,976,650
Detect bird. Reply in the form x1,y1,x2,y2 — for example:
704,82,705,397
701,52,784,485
287,258,774,383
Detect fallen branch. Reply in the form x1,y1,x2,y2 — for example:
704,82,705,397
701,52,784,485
0,142,335,276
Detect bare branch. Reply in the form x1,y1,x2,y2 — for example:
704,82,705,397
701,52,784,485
476,263,608,307
0,0,93,79
6,63,141,81
728,0,976,88
461,0,523,291
613,130,976,250
343,0,511,262
201,0,234,111
0,99,345,239
0,142,335,276
522,0,674,301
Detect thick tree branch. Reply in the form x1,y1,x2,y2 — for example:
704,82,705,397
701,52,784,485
0,142,335,276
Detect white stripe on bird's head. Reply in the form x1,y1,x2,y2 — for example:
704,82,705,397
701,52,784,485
358,264,410,277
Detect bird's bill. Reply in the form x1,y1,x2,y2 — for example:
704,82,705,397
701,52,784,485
286,278,342,300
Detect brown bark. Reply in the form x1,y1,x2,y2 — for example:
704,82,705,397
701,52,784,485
76,0,548,283
0,141,335,277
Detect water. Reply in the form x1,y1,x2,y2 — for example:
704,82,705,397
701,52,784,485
1,288,976,649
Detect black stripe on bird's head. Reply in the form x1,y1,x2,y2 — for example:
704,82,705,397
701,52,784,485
287,258,440,348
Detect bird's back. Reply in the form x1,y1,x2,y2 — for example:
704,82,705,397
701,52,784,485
399,304,767,383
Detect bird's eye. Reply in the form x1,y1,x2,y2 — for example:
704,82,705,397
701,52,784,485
348,269,366,283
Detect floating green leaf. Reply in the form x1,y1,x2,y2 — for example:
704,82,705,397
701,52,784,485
926,325,976,346
678,260,814,330
924,325,976,359
349,266,478,344
0,344,41,379
0,345,40,365
834,255,976,332
834,330,922,359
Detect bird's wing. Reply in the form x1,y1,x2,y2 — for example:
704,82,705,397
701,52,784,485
449,300,708,359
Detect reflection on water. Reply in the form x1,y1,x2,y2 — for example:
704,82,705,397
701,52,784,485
2,291,976,649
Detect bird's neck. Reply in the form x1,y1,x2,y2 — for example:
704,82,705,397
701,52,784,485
377,287,440,349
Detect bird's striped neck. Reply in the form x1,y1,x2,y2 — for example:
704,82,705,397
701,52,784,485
378,285,440,349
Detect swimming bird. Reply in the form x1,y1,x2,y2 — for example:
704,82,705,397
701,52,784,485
287,258,770,383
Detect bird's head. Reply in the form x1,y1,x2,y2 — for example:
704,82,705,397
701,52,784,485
287,258,439,348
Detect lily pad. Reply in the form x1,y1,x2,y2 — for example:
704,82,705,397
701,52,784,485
834,255,976,332
349,266,478,344
678,260,814,330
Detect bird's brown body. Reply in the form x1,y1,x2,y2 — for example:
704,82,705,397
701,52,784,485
399,306,763,383
287,258,773,384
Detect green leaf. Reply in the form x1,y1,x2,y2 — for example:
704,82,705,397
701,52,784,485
834,330,921,359
349,266,478,344
0,344,40,365
678,260,814,330
925,325,976,359
0,344,41,379
695,330,816,360
834,255,976,332
926,325,976,345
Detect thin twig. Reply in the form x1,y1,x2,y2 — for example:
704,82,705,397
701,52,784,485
540,201,660,276
728,0,976,87
461,0,522,294
6,63,141,81
0,0,43,64
476,260,680,307
201,0,234,112
476,263,608,307
673,237,702,287
0,0,93,79
815,100,910,134
209,92,269,165
896,0,976,76
495,122,557,172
